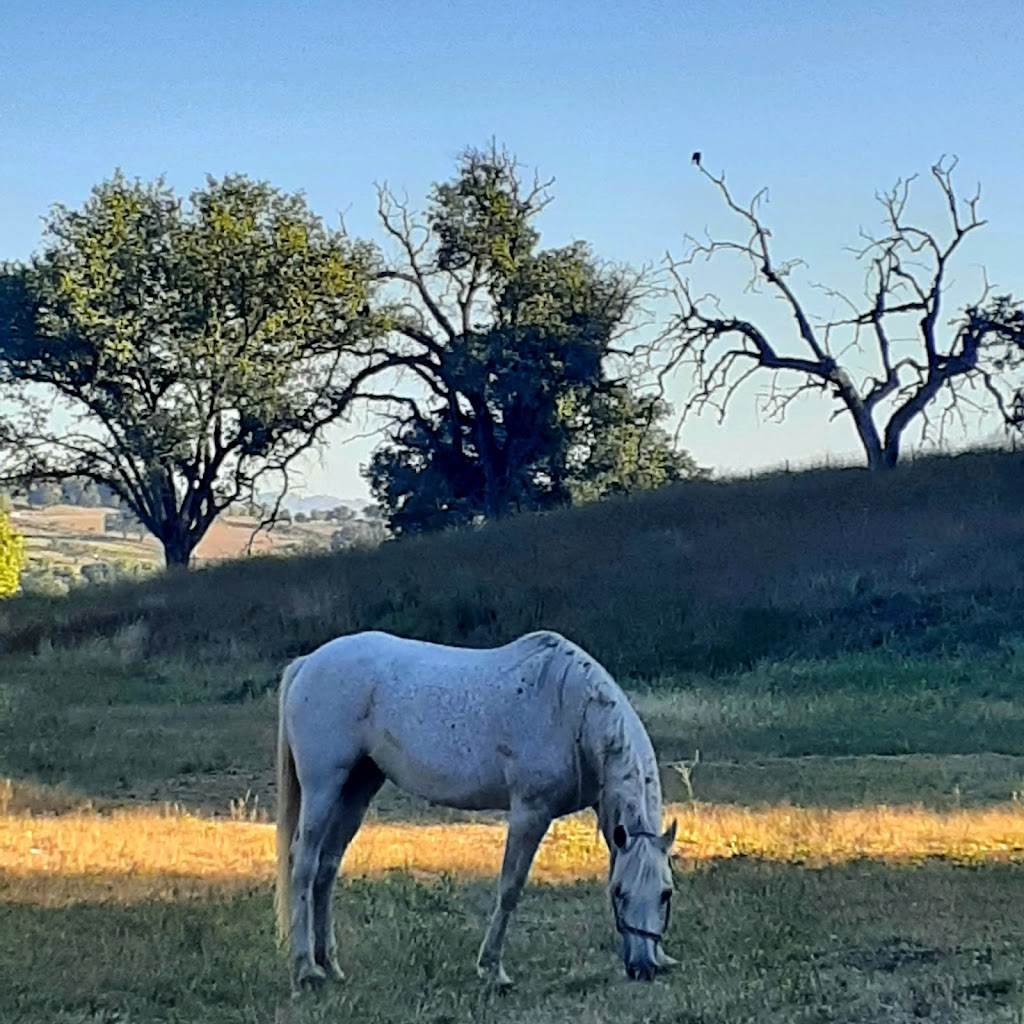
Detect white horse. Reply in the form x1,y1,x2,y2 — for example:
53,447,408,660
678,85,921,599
275,629,678,990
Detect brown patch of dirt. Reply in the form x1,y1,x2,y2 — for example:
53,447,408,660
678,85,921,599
11,505,109,535
193,519,280,560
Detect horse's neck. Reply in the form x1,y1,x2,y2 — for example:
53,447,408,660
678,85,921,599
568,652,661,835
595,715,660,836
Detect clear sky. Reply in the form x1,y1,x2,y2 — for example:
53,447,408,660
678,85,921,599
2,0,1022,499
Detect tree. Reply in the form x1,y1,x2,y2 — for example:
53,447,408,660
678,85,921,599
0,505,25,597
366,145,695,534
104,508,146,540
562,390,706,503
0,173,399,566
661,157,1024,470
26,482,63,507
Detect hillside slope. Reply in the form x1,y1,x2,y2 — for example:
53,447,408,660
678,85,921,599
3,449,1023,686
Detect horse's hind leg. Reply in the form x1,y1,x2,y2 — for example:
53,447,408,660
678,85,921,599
477,802,551,987
289,775,345,991
312,757,385,980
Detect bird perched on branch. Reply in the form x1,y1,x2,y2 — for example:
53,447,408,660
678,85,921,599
691,151,701,167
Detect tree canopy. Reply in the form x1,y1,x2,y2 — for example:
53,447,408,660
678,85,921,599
0,173,395,565
366,145,698,534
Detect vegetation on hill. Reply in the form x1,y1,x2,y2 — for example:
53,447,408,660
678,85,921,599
6,148,1019,573
2,448,1022,682
0,504,24,597
0,147,700,565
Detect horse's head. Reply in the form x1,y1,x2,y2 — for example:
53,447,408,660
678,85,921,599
608,820,677,981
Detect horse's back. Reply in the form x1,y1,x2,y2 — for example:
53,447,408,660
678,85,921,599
289,629,566,697
282,630,595,812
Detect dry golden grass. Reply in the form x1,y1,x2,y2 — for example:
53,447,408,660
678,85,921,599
5,801,1024,906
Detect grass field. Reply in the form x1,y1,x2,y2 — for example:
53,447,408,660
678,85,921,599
5,451,1024,1022
6,655,1024,1022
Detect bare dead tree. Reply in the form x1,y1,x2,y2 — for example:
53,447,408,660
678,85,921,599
659,157,1024,469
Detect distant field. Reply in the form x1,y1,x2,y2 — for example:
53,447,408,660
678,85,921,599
12,504,341,574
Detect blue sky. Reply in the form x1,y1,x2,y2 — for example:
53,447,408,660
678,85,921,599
2,1,1022,498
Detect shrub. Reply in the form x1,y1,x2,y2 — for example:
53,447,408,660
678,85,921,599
0,509,25,597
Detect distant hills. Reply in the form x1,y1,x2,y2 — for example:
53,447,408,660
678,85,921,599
255,493,374,516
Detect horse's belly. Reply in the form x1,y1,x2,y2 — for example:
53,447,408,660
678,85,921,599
368,729,511,811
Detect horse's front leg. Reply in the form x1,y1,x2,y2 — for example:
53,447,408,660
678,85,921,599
476,803,550,988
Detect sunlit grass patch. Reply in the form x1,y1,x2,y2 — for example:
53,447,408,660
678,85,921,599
6,801,1024,907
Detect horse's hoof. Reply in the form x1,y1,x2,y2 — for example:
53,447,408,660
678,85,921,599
293,961,328,993
323,956,346,983
477,962,513,989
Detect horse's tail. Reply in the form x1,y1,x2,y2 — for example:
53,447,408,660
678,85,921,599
274,655,307,946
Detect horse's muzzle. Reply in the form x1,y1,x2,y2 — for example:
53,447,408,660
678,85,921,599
625,956,657,982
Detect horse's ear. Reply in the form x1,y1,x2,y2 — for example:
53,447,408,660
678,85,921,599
661,818,678,853
613,823,628,850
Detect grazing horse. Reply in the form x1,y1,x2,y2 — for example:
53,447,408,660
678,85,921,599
275,630,678,990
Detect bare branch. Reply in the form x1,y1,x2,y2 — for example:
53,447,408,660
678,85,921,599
663,156,1016,470
376,186,458,344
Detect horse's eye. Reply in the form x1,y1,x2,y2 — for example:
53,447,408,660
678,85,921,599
613,886,625,902
660,890,671,905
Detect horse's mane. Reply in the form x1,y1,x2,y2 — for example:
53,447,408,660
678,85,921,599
536,633,661,832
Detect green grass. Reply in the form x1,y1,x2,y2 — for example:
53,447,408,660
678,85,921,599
4,448,1024,681
4,865,1024,1023
7,648,1024,814
6,449,1024,1020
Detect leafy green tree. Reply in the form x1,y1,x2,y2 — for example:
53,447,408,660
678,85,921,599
0,505,25,597
0,173,397,566
367,145,697,534
562,390,706,503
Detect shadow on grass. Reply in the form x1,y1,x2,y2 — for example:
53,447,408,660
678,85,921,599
2,862,1024,1023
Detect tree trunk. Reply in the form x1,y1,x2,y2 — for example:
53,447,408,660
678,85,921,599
161,525,198,569
831,371,902,471
162,538,193,569
842,391,890,471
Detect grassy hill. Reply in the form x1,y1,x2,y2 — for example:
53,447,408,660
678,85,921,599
4,447,1024,682
4,445,1024,812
